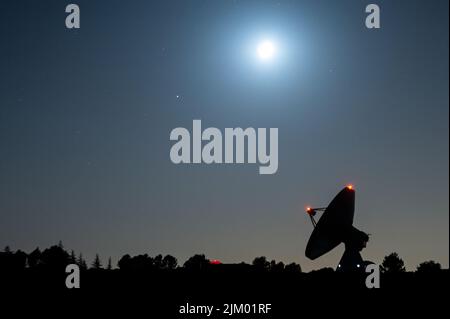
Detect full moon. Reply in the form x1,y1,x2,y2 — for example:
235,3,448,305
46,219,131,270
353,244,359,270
257,40,276,61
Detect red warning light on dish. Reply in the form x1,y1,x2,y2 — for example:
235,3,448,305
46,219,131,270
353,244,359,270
346,184,354,191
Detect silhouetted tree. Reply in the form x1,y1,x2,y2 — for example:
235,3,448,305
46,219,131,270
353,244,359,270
40,245,69,270
92,254,102,269
118,254,154,271
285,262,302,273
183,254,209,270
154,254,163,269
270,260,285,272
416,260,441,273
28,248,42,268
4,246,11,253
69,250,77,264
310,267,335,274
0,248,27,270
14,250,27,269
381,252,406,273
162,255,178,270
77,253,87,270
252,256,270,271
118,254,131,270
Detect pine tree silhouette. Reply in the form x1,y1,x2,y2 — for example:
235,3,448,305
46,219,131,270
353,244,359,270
92,254,102,269
69,250,77,264
77,253,87,270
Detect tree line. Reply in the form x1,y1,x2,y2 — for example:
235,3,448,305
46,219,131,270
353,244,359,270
0,242,444,274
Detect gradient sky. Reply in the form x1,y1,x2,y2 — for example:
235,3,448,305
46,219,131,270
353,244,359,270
0,0,448,271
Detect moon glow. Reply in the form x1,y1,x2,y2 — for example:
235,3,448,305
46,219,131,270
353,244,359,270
257,40,276,61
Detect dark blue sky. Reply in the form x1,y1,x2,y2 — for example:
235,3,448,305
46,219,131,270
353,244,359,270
0,0,448,270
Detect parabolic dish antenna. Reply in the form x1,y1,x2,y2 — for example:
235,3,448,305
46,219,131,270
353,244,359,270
305,186,371,271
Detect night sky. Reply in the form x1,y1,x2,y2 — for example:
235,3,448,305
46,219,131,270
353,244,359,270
0,0,448,271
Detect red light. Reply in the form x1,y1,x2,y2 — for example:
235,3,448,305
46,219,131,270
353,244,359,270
210,259,221,265
347,184,354,190
306,207,312,214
